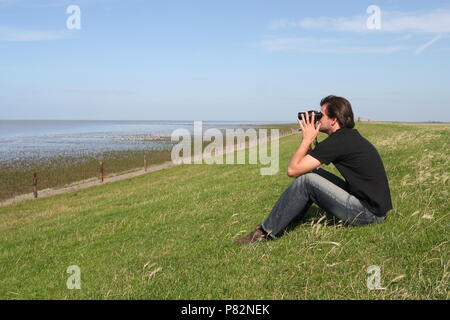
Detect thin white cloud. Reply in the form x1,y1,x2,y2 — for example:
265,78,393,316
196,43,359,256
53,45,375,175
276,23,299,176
255,37,405,54
0,27,69,41
270,9,450,34
269,17,366,33
256,37,336,52
415,34,445,54
62,88,135,95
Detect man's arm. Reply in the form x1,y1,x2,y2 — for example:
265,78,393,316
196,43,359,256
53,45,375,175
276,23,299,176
287,114,322,178
287,139,321,177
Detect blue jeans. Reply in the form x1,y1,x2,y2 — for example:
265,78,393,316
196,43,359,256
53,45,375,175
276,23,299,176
262,168,385,238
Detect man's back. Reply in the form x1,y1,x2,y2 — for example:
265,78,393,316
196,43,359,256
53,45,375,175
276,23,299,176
309,128,393,216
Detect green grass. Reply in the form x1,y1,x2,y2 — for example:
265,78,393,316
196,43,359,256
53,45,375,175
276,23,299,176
0,122,448,299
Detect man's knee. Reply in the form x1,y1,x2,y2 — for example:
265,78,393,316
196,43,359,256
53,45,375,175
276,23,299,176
293,171,319,186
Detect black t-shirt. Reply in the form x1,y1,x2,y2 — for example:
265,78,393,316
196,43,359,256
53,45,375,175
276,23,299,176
309,128,393,216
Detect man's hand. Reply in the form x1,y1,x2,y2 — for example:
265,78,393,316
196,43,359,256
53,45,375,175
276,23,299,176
287,112,322,177
298,112,321,144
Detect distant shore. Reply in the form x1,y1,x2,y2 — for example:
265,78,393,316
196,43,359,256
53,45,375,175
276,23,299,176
0,123,297,203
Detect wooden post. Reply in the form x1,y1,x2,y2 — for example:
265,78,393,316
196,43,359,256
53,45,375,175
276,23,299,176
144,155,148,172
100,161,104,183
32,172,38,198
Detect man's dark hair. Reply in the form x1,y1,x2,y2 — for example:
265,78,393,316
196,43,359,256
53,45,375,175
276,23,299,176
320,95,355,129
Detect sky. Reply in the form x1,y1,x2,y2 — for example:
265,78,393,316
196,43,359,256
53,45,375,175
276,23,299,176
0,0,449,122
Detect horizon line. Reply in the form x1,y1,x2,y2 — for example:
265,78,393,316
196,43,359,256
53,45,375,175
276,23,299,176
0,119,449,124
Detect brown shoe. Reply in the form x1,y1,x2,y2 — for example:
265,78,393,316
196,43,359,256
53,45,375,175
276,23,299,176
235,224,268,244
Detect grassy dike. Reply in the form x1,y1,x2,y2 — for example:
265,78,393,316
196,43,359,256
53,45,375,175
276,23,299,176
0,122,448,299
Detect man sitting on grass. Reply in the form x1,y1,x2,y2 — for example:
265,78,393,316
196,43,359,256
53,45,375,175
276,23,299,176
236,95,393,243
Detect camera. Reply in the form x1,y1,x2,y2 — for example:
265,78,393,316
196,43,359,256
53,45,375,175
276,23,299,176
298,110,322,121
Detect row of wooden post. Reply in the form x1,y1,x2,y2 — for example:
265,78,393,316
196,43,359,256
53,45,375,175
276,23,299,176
30,129,296,199
31,155,150,199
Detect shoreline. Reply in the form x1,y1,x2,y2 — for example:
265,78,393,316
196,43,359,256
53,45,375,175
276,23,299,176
0,123,297,203
0,127,297,207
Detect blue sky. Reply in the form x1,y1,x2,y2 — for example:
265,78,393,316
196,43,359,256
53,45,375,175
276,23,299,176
1,0,449,122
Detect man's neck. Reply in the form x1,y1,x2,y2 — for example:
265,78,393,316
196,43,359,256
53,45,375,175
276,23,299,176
326,126,341,136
